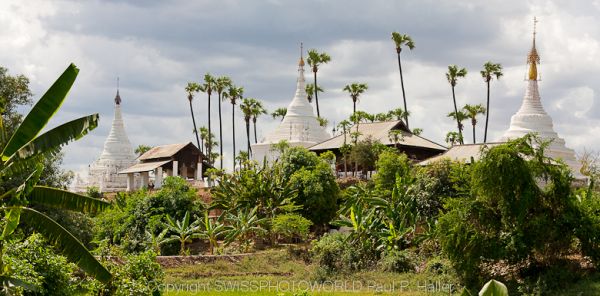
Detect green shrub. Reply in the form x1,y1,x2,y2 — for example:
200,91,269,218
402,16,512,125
377,249,416,273
310,232,376,273
272,213,313,242
373,150,410,194
5,233,77,295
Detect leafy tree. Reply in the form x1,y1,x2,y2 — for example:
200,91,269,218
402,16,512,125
306,49,331,118
215,76,232,169
0,66,33,134
0,64,111,287
163,211,201,255
271,107,287,121
185,82,202,154
305,83,323,103
391,32,415,128
463,104,486,144
349,137,386,178
446,65,468,144
480,62,503,142
373,150,410,193
134,144,152,156
272,213,312,242
199,74,216,163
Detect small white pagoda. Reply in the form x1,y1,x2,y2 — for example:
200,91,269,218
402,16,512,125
86,88,137,192
252,48,330,162
501,20,583,178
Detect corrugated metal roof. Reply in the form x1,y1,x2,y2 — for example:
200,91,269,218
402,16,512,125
138,142,192,161
309,120,447,151
118,160,171,174
418,143,503,165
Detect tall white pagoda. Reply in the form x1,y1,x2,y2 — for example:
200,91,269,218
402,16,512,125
252,48,330,162
501,19,583,178
86,88,137,192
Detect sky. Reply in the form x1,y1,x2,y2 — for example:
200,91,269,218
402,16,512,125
1,0,600,176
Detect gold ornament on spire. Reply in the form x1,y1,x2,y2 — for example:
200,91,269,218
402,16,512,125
527,17,540,81
299,42,305,67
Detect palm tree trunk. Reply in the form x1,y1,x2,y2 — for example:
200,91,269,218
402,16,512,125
472,122,476,144
218,92,223,170
189,100,201,153
397,52,409,129
313,70,320,118
246,119,252,157
344,155,348,177
253,118,258,143
451,86,463,144
484,81,490,143
232,104,236,171
207,93,212,164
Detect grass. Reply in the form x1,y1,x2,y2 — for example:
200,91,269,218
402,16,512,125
162,248,461,295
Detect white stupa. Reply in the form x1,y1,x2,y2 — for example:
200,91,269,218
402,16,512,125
501,21,583,178
252,48,330,162
86,88,137,192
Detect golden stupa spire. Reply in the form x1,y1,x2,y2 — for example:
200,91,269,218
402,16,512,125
527,17,540,81
299,42,305,67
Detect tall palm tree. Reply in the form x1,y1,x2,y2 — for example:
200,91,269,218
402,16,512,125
199,74,215,163
463,104,486,144
240,98,254,157
215,76,232,169
271,108,287,121
224,85,244,171
199,126,208,155
447,110,468,145
343,83,368,118
307,49,331,118
305,83,323,103
185,82,202,152
391,32,415,129
0,64,112,286
250,99,267,144
480,61,503,143
446,65,468,144
337,120,352,145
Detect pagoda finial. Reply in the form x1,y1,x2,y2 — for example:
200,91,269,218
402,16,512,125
298,42,305,67
527,17,540,81
115,77,122,105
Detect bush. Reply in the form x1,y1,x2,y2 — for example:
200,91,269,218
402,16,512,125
87,250,164,295
272,213,313,242
373,150,410,194
5,233,77,295
310,232,376,273
377,249,416,273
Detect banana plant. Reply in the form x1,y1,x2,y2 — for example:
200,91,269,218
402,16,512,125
163,211,202,255
145,228,169,255
222,207,266,253
0,64,112,289
199,211,225,255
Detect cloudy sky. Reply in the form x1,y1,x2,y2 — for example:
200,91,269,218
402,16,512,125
1,0,599,175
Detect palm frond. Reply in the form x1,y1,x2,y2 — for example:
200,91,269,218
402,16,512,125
27,186,110,214
2,64,79,160
19,207,112,283
11,114,98,161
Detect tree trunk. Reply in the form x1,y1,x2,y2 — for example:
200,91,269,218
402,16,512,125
344,156,348,177
218,92,223,170
451,86,463,144
232,103,236,171
180,240,185,255
246,119,252,157
207,93,212,164
253,118,258,143
189,100,201,153
484,81,490,143
472,119,476,144
397,52,409,129
313,70,320,118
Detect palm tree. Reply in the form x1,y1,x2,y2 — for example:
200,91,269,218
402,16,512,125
199,211,225,255
337,120,352,145
445,131,462,146
388,108,410,122
375,112,393,122
199,74,215,163
412,128,423,136
305,83,323,103
240,98,254,157
271,108,287,121
388,129,403,148
343,82,368,120
163,211,202,255
250,99,267,144
480,62,503,142
463,104,487,144
447,110,468,145
446,65,468,144
391,32,415,129
0,64,112,286
185,82,202,151
224,85,244,171
307,49,331,118
134,144,152,156
199,126,208,155
215,76,232,170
